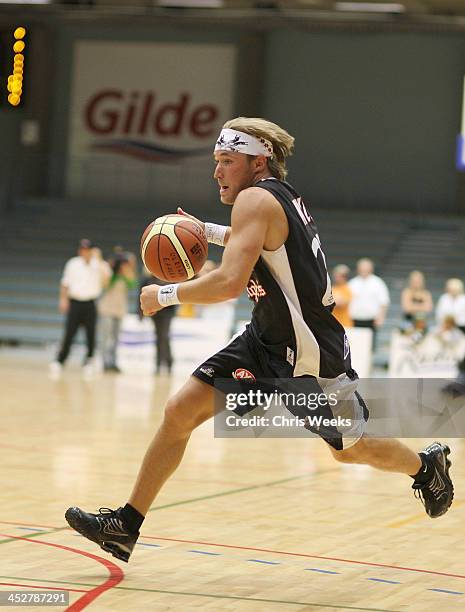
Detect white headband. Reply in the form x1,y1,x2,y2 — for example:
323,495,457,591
214,128,273,158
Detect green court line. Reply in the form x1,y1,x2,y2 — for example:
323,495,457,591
0,576,399,611
0,527,68,545
0,469,337,546
149,467,339,512
0,469,332,544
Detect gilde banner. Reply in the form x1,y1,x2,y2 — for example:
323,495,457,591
67,41,236,201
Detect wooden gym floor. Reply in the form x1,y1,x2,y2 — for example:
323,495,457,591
1,347,464,612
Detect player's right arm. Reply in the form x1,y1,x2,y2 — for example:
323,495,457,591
177,207,231,246
140,189,273,315
178,189,271,302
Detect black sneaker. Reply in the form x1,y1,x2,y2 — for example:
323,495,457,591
412,442,453,518
65,506,139,562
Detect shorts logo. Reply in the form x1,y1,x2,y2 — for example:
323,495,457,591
286,347,295,366
246,279,267,303
344,334,350,360
199,367,215,378
232,368,256,381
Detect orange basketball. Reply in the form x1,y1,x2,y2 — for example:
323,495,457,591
140,214,208,282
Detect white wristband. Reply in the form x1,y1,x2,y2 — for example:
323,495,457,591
205,222,228,247
158,284,180,307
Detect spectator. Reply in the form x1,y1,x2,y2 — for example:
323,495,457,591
331,264,353,328
50,239,111,377
436,278,465,329
349,258,390,344
139,270,177,375
99,249,137,372
401,270,433,332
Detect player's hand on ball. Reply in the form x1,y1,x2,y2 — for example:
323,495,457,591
140,284,162,316
177,207,205,232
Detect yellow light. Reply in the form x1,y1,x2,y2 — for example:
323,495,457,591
11,82,22,94
14,54,24,62
13,41,25,53
7,83,12,92
8,93,21,106
13,67,23,75
14,27,26,40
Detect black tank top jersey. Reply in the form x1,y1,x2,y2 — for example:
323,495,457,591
246,178,351,379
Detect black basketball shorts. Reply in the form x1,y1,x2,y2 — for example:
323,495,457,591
192,326,369,451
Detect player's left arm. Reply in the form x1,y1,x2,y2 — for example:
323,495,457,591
140,189,273,315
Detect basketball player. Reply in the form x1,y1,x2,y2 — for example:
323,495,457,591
66,118,454,562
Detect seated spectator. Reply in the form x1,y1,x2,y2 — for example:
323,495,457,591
436,278,465,331
401,270,432,332
436,279,465,396
349,258,390,345
331,264,352,328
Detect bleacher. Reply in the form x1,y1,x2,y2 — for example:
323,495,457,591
1,198,464,367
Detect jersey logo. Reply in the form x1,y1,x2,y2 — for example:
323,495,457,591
199,366,215,378
232,368,256,381
246,279,267,303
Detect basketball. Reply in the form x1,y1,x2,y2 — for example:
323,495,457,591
140,214,208,282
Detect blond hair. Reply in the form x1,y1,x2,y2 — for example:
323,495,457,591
222,117,294,181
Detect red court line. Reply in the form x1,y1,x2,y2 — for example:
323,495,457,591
0,533,124,612
2,519,463,581
0,582,86,593
140,535,465,580
0,520,60,529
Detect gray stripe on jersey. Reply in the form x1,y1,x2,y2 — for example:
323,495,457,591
261,245,321,377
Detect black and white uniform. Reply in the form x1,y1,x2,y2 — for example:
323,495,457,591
193,178,368,450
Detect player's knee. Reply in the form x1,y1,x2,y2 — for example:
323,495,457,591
331,438,367,464
163,396,209,435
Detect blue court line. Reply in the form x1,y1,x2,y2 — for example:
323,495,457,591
428,588,464,595
72,533,163,548
66,532,463,596
16,527,48,532
305,568,340,575
188,550,222,556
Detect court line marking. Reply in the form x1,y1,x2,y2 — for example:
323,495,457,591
68,533,465,597
149,468,340,512
306,568,340,574
0,526,68,545
1,521,463,581
386,499,465,528
189,550,221,556
0,575,400,611
137,535,465,580
428,588,464,595
0,534,124,612
0,581,86,593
